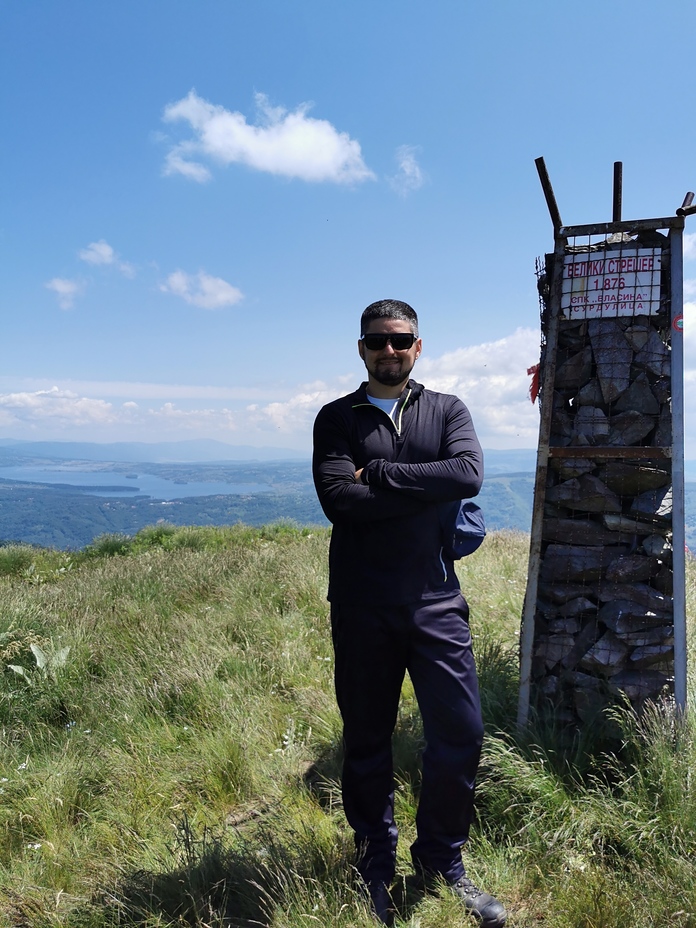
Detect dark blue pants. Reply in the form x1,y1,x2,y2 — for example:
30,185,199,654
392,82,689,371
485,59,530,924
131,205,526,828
330,592,484,884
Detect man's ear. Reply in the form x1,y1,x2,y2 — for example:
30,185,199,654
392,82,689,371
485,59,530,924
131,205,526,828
415,338,422,359
358,339,365,361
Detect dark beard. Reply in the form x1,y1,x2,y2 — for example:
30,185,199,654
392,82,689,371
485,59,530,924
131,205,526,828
370,361,414,387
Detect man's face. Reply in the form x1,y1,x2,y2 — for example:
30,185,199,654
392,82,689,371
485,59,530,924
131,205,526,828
358,318,422,390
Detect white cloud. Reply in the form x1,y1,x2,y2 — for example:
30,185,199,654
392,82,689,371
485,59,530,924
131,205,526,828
245,329,542,448
78,239,135,277
45,278,83,310
388,145,424,196
247,381,343,433
418,327,541,446
684,233,696,262
0,388,238,437
684,279,696,299
78,240,115,265
162,90,375,185
0,387,115,426
148,402,237,431
2,320,692,456
160,270,243,309
684,301,696,373
683,303,696,460
0,376,283,402
162,148,211,183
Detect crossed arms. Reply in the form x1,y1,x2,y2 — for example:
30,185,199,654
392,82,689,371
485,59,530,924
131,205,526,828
312,396,483,525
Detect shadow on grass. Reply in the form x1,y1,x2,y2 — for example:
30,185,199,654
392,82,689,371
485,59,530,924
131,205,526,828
96,821,272,927
302,709,426,810
90,822,433,928
88,642,531,926
81,790,357,926
76,722,428,927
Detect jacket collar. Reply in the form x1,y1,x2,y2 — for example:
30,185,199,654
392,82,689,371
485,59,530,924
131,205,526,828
355,379,423,405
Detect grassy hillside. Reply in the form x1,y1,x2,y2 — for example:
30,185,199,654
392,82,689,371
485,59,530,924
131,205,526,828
0,526,694,927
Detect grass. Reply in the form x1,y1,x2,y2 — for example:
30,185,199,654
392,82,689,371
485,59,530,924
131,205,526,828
0,524,692,926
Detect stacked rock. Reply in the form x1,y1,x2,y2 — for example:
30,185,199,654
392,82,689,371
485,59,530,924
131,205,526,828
531,308,674,725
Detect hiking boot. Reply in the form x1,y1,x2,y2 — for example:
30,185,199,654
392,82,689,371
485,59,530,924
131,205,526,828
449,874,507,927
361,880,395,926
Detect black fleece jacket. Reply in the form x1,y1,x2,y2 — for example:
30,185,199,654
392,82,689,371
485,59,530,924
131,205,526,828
312,379,483,605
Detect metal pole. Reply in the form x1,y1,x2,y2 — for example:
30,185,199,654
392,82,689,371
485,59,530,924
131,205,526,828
562,217,684,236
517,237,566,728
677,192,695,217
535,157,563,232
612,162,623,222
669,223,688,711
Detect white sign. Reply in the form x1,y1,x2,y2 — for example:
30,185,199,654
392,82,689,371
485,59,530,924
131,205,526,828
561,247,661,318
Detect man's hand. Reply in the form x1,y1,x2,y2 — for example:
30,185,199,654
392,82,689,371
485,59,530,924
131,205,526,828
354,468,363,483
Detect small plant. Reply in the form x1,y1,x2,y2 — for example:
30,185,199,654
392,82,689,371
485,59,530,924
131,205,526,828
0,545,35,577
0,627,46,664
86,533,132,558
8,641,71,684
132,522,178,550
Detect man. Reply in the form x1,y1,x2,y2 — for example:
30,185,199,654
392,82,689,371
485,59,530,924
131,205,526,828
312,300,506,927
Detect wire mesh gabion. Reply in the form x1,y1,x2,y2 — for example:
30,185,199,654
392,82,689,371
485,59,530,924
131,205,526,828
529,231,674,731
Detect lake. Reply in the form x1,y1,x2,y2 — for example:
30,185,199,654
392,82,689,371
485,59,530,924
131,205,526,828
0,465,273,501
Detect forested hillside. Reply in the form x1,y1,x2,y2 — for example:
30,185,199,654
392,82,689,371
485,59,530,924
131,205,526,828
0,472,540,549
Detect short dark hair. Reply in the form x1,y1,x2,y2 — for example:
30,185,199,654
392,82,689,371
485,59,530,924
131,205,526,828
360,299,419,337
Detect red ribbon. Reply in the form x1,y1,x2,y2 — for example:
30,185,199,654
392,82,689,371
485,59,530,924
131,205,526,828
527,364,540,404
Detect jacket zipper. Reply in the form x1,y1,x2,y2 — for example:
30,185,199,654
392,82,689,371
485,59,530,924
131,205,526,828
439,547,447,582
352,388,412,437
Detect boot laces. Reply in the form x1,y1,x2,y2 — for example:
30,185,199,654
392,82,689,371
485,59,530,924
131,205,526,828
454,875,484,898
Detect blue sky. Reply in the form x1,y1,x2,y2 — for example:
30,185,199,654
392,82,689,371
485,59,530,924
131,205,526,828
2,0,695,455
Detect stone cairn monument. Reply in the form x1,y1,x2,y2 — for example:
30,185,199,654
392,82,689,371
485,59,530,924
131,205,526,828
518,160,693,734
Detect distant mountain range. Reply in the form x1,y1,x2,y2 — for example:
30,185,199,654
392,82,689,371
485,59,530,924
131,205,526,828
2,440,692,479
0,439,308,463
0,439,541,472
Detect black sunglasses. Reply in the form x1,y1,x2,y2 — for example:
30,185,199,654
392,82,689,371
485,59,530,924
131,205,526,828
361,332,417,351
